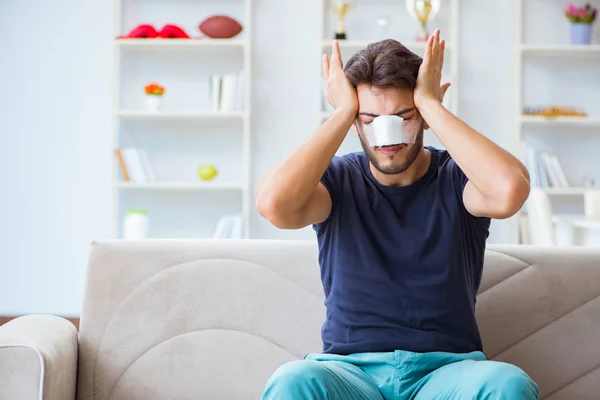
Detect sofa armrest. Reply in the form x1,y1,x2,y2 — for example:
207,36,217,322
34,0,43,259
0,315,78,400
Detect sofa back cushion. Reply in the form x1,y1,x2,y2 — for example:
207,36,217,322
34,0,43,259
77,240,600,399
77,240,325,400
475,245,600,399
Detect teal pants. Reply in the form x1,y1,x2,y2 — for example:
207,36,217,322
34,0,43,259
261,350,539,399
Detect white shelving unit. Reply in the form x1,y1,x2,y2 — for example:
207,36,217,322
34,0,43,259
116,182,245,190
111,0,253,239
116,38,249,49
541,187,590,196
520,115,600,127
513,0,600,244
317,0,460,155
117,110,248,121
521,43,600,56
320,40,454,53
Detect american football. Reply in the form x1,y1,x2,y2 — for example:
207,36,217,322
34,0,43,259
199,15,243,39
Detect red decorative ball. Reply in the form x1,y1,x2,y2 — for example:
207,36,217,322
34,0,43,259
199,15,243,39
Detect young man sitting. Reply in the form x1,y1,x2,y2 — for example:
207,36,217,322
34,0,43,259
255,30,538,400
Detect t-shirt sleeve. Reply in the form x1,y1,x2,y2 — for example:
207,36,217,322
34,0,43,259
317,156,345,226
447,157,469,200
446,155,491,226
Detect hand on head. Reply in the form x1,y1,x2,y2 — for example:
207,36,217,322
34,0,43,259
323,41,359,116
323,31,450,119
415,29,451,109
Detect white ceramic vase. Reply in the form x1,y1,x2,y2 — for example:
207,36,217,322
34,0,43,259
123,210,149,239
584,190,600,220
146,95,162,111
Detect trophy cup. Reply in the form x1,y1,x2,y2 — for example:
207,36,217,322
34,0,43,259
331,1,356,40
405,0,441,41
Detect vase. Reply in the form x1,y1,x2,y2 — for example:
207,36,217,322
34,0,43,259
146,95,162,111
570,23,593,45
584,190,600,220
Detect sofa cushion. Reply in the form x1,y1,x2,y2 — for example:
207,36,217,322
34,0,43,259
77,240,600,399
77,240,324,400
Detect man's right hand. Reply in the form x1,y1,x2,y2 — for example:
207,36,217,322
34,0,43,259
323,41,359,117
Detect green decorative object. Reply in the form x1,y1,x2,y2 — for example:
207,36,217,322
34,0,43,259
198,164,219,181
127,209,148,215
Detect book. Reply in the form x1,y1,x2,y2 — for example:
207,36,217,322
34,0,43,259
138,149,156,182
541,153,561,188
521,142,570,188
120,148,147,184
117,148,155,184
220,73,238,112
209,70,246,112
210,74,222,112
115,149,130,181
549,154,569,187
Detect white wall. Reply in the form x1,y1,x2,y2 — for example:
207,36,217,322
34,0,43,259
1,0,598,315
0,1,113,315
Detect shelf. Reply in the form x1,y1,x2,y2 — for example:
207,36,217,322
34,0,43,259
115,38,248,50
521,44,600,57
117,110,247,121
112,0,253,240
116,182,245,190
540,187,592,195
321,40,445,52
553,214,600,230
521,116,600,127
570,219,600,230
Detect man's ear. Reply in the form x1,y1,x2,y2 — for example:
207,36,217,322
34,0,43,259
423,120,430,130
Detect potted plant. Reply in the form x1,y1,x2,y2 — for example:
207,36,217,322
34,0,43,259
144,83,165,110
564,3,597,45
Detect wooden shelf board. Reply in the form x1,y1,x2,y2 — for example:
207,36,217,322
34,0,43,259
320,40,447,52
115,38,248,49
521,116,600,126
521,44,600,56
115,182,245,190
117,110,247,120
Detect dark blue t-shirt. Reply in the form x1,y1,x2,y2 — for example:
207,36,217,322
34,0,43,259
313,147,491,355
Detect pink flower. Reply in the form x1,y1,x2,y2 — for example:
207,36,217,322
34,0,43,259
567,4,578,14
578,8,587,17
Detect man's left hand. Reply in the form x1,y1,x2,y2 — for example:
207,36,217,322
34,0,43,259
415,29,451,109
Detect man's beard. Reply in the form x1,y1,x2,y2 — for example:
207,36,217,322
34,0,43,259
358,120,424,175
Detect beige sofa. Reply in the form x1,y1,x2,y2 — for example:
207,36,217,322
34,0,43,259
1,240,600,400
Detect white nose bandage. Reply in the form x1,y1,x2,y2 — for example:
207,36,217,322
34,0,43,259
357,115,422,147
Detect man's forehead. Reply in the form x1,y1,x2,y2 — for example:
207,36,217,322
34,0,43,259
358,106,415,117
357,84,413,96
357,87,414,111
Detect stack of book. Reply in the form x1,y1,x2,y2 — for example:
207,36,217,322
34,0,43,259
521,142,570,188
115,148,156,184
209,70,245,112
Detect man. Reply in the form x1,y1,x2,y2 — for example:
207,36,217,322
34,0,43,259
255,30,538,399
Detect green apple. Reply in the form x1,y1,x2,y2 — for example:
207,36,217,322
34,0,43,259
198,164,219,181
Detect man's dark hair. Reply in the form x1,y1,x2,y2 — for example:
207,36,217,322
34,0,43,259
344,39,423,90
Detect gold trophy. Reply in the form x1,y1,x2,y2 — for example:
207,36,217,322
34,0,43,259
331,1,356,40
405,0,441,41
